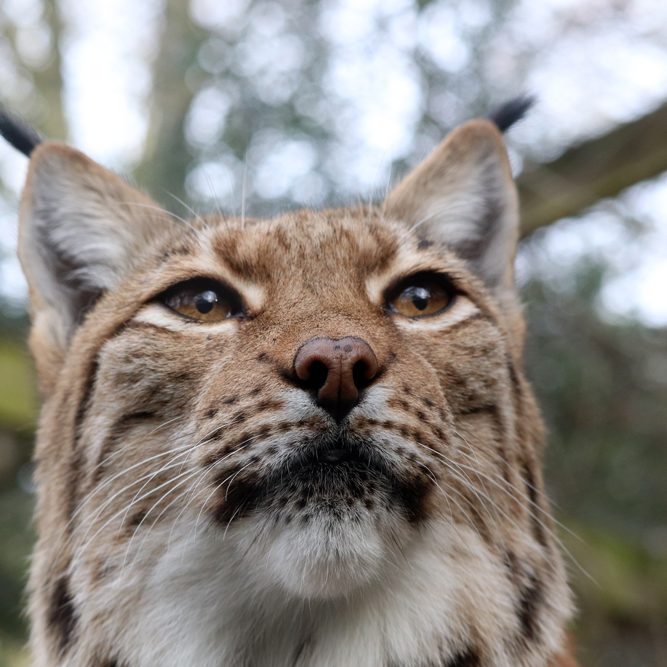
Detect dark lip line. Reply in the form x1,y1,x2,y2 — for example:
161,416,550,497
209,433,431,526
269,434,397,480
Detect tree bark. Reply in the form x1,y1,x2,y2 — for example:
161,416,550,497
134,0,204,209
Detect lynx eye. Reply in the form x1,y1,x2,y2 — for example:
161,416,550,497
386,273,455,318
160,278,243,322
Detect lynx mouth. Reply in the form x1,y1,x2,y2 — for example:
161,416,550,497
291,435,391,476
256,435,395,507
210,434,433,527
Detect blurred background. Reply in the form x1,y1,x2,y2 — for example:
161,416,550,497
0,0,666,664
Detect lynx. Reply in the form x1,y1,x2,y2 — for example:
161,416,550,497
1,99,576,666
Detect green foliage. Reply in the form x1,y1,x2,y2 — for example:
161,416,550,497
521,247,667,664
523,257,667,539
0,340,36,432
562,523,667,667
0,486,33,662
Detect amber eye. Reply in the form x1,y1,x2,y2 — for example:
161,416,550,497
160,279,243,322
386,274,455,318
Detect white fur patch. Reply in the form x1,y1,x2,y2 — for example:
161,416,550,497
80,514,528,667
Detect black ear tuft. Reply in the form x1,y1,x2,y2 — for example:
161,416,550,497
488,96,535,133
0,109,43,156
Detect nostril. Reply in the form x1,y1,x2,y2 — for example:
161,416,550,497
308,360,329,390
352,359,373,390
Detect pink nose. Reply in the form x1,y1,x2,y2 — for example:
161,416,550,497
293,336,379,422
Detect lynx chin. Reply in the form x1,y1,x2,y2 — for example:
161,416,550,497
1,98,577,667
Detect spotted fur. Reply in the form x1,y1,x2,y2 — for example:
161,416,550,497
12,115,575,666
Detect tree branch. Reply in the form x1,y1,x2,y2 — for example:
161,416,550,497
518,100,667,236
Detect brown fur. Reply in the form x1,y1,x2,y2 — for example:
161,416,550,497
16,120,576,666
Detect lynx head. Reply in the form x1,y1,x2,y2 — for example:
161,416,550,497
4,101,573,666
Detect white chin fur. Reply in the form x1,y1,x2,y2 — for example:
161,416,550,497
242,514,388,600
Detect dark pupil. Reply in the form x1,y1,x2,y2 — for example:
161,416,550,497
407,286,430,310
195,290,218,314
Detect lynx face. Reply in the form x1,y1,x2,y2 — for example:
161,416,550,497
8,109,574,666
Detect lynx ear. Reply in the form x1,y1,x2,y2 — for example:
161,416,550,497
385,119,519,293
18,143,172,346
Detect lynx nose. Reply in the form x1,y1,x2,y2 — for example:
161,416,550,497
293,336,379,422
